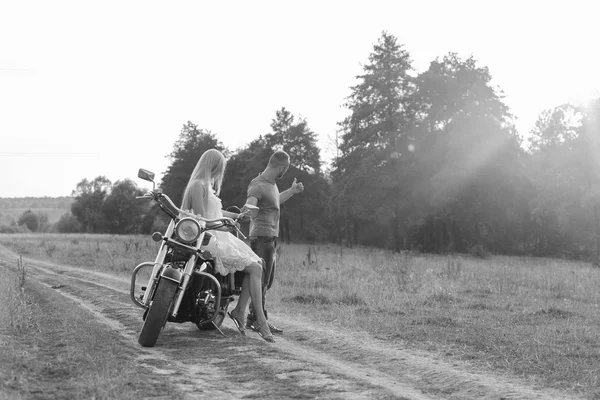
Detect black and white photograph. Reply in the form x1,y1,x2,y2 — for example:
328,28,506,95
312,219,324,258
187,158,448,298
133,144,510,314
1,1,599,399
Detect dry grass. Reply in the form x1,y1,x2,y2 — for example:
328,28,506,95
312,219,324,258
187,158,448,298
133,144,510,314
0,251,181,400
0,233,158,276
270,245,600,397
1,233,599,397
0,256,38,334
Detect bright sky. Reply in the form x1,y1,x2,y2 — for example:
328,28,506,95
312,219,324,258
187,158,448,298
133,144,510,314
1,0,598,198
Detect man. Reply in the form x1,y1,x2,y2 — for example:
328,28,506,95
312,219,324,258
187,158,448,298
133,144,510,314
243,150,304,333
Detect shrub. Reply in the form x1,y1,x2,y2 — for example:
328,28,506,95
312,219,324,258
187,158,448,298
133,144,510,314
18,210,39,232
54,212,82,233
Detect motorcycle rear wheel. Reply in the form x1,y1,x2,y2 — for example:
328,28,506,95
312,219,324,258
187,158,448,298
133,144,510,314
138,279,178,347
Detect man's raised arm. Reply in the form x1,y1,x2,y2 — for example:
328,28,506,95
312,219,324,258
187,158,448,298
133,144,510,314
279,178,304,204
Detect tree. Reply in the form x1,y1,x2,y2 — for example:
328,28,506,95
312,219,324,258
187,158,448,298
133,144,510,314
221,109,332,243
525,99,600,259
161,121,228,207
267,108,329,242
265,107,321,173
414,53,526,252
221,136,272,209
69,177,156,234
71,176,112,232
577,99,600,258
102,179,151,234
527,104,585,256
54,212,82,233
332,31,416,249
529,104,582,152
17,210,39,232
277,166,333,243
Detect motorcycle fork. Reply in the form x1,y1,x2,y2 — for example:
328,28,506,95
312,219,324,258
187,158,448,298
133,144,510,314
170,254,198,318
141,221,174,305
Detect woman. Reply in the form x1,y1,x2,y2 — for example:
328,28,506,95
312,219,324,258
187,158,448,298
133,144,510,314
180,149,274,343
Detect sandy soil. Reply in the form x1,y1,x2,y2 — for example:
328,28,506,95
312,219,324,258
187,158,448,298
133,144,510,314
0,246,583,400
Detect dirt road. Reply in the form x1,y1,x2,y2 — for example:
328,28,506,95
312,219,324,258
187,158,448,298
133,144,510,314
0,246,581,400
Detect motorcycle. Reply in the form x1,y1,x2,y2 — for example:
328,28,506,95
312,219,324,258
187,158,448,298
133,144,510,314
130,168,253,347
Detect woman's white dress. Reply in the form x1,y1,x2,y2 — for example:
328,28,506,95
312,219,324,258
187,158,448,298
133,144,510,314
202,187,261,276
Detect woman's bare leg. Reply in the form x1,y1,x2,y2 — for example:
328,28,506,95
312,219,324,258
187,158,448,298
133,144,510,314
230,262,273,341
231,274,251,321
245,262,273,340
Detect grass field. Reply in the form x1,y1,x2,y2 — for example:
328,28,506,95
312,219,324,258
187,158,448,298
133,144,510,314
1,233,599,398
0,241,182,399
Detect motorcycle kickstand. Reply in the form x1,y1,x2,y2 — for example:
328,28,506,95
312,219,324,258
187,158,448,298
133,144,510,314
212,321,226,337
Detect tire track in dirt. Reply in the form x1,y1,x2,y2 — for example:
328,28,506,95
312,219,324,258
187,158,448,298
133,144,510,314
0,246,583,400
6,256,431,398
33,281,241,400
270,319,580,400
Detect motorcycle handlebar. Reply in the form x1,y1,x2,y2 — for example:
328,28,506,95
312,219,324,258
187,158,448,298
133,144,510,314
156,191,180,220
180,210,247,239
139,189,248,238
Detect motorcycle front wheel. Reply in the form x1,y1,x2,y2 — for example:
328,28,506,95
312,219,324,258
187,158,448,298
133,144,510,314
138,278,178,347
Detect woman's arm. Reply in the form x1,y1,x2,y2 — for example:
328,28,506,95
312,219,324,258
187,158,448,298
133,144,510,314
221,209,240,219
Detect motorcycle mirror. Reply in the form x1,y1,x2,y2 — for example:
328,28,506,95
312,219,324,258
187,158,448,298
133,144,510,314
138,169,155,182
138,169,156,190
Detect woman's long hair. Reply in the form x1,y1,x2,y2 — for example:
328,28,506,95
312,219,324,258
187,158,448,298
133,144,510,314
181,149,226,211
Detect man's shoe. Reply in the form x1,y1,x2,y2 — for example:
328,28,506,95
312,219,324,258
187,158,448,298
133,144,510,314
246,316,257,331
268,321,283,334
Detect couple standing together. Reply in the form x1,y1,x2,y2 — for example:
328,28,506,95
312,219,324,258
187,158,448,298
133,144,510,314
180,148,304,343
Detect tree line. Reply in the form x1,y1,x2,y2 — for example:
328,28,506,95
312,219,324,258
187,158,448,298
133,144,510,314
22,32,600,261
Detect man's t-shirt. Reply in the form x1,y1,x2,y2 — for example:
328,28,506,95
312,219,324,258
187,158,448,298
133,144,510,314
247,174,279,238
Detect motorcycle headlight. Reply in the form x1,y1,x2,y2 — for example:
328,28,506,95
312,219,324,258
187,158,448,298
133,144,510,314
174,218,201,244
